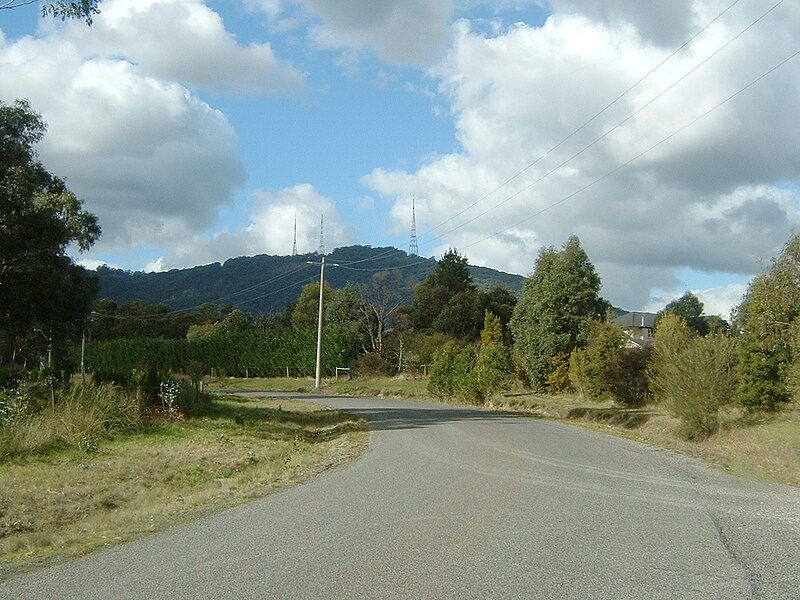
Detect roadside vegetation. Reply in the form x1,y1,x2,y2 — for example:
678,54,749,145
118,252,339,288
3,97,799,580
0,380,366,579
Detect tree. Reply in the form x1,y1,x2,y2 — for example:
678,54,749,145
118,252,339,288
0,1,101,25
1,99,100,364
648,313,693,405
481,286,517,345
658,291,708,336
733,232,800,411
411,248,476,333
291,281,334,330
662,336,738,439
475,311,512,397
510,236,608,389
427,340,474,399
359,271,406,354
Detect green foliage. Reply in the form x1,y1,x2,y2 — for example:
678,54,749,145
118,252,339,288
568,348,589,398
0,99,100,358
546,353,571,393
662,337,738,439
401,332,454,370
582,320,623,401
81,327,358,381
649,313,693,405
510,236,608,389
427,341,475,399
0,382,142,458
475,312,512,398
291,281,335,330
733,233,800,411
40,1,101,25
409,249,492,341
604,348,650,408
657,291,708,336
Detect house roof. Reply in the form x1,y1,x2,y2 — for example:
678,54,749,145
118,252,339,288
613,311,657,329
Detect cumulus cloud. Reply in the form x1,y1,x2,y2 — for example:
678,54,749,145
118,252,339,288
549,0,695,46
0,0,311,266
363,3,800,309
151,184,350,270
75,0,305,95
249,0,454,66
645,282,749,321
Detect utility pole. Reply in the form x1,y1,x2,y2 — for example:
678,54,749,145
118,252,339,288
307,256,339,389
80,330,86,380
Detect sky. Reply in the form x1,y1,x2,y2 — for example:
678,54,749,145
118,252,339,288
2,0,799,318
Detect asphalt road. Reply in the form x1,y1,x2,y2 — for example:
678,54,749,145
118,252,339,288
3,394,799,599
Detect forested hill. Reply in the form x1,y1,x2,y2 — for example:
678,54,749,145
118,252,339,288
92,245,526,315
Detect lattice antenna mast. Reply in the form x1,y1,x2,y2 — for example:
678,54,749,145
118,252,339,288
292,213,298,256
409,198,419,256
318,214,325,255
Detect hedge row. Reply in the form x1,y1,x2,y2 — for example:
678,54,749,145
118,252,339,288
79,328,358,380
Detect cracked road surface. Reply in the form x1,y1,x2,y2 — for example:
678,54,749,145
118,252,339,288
3,394,799,599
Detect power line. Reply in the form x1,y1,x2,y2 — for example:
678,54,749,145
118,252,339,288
456,45,800,254
416,0,787,250
419,0,749,242
335,0,751,269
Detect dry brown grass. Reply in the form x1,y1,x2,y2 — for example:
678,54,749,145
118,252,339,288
0,395,367,580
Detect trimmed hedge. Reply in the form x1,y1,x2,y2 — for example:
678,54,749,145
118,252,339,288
78,327,357,380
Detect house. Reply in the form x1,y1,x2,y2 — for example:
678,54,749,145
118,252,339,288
612,312,657,348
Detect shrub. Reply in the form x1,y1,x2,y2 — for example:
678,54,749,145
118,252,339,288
604,348,650,408
546,352,571,393
568,348,589,399
428,341,474,398
663,336,738,439
582,320,623,402
0,382,142,458
352,352,393,377
475,312,512,399
649,313,693,405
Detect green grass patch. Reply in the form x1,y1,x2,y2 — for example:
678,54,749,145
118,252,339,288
0,394,367,580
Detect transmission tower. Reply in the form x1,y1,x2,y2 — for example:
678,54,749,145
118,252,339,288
318,214,325,255
291,213,298,256
409,198,419,256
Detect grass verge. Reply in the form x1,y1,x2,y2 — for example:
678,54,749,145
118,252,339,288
0,394,367,581
211,376,800,487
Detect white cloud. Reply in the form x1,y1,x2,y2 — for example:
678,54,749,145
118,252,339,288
75,0,305,95
250,0,454,66
644,283,748,321
0,0,311,266
77,257,119,270
153,184,350,270
143,257,166,273
363,3,800,309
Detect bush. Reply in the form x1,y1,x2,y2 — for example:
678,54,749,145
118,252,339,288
0,382,142,458
649,313,692,405
78,327,359,381
428,341,474,398
475,312,512,400
663,337,738,439
582,320,623,402
568,348,589,399
546,352,571,393
352,352,393,377
605,348,650,408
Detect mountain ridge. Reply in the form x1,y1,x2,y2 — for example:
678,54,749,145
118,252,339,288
92,245,527,314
